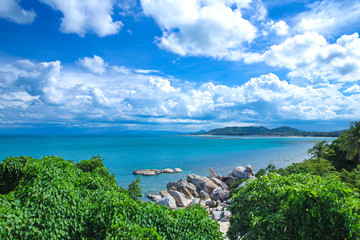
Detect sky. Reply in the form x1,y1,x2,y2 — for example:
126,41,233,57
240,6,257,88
0,0,360,134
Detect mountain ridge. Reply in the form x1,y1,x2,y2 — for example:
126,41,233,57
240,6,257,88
193,126,342,137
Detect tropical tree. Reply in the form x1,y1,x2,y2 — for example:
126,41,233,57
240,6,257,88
340,121,360,163
307,140,332,159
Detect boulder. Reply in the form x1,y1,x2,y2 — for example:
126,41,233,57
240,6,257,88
166,181,177,192
187,174,218,194
199,200,206,207
209,168,216,178
199,178,219,194
179,187,193,200
159,190,169,197
232,166,252,179
177,179,198,198
187,174,206,185
211,187,230,202
221,209,232,221
211,177,230,191
163,168,175,173
153,195,162,201
187,198,200,207
199,191,210,201
246,165,255,175
212,211,223,221
157,195,177,209
174,168,183,173
206,200,217,207
170,191,189,207
222,175,239,186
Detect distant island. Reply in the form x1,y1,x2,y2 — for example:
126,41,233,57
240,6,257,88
193,126,343,137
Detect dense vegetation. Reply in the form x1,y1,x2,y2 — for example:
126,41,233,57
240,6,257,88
197,126,342,137
0,155,223,239
229,121,360,240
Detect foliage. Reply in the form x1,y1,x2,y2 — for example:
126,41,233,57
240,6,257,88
128,176,142,200
228,173,360,240
327,136,357,170
255,168,266,178
0,156,223,239
279,158,335,177
307,140,334,159
339,121,360,163
337,165,360,191
0,156,34,194
75,154,104,173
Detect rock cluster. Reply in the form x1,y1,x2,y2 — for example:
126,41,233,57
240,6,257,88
133,168,183,176
147,165,256,224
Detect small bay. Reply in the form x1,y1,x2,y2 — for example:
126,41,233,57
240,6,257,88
0,134,333,198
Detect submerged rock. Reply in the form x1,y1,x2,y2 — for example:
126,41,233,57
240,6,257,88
133,168,181,176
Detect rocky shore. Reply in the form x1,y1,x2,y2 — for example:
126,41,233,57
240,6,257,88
147,165,256,237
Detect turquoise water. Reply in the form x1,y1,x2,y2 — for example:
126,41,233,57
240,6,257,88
0,135,333,198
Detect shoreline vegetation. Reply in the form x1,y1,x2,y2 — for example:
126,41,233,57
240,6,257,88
0,121,359,239
192,126,343,137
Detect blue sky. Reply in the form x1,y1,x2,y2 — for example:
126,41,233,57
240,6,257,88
0,0,360,133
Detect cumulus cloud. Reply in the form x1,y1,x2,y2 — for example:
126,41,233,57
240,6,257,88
270,20,289,36
0,0,36,24
141,0,258,58
40,0,123,37
0,58,359,130
77,55,108,74
259,32,360,85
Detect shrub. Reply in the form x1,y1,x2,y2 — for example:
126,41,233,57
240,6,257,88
75,154,104,173
0,156,223,239
0,156,34,194
279,158,335,177
228,173,360,240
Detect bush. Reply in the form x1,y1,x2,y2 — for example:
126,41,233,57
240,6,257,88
279,158,335,177
0,156,223,239
338,165,360,190
75,154,104,173
0,156,34,194
228,173,360,240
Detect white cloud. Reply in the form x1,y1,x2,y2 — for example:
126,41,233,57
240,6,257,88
295,1,360,36
1,58,359,130
0,0,36,24
270,20,289,36
260,32,360,84
344,85,360,93
141,0,258,58
40,0,123,37
77,55,108,74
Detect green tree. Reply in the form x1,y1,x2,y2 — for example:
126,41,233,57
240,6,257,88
340,121,360,163
307,140,332,159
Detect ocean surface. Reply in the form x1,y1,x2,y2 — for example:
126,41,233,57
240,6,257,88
0,135,333,199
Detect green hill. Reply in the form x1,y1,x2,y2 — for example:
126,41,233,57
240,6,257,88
196,126,342,137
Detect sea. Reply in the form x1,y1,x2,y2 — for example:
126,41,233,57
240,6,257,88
0,134,333,199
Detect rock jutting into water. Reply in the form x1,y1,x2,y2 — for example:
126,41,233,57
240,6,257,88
146,165,256,228
133,168,183,176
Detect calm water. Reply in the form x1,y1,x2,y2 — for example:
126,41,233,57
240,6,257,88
0,135,333,198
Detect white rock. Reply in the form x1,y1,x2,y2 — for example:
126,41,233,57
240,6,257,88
163,168,175,173
174,168,183,173
212,210,223,220
209,167,216,178
232,166,252,179
158,195,177,209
